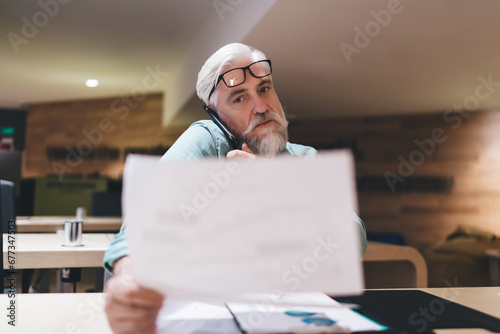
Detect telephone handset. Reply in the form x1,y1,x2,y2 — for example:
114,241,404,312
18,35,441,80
203,105,242,150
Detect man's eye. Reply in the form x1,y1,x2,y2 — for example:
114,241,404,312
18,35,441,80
233,97,243,103
260,87,270,93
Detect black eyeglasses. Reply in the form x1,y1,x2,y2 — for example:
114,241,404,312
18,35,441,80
208,59,272,100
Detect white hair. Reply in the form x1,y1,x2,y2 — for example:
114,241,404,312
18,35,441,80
196,43,267,107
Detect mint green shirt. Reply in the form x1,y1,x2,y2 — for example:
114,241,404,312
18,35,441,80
103,120,367,272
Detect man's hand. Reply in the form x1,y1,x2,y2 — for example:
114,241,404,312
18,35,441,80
104,256,165,334
227,143,256,160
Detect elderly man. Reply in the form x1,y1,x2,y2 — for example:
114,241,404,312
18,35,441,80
103,43,367,334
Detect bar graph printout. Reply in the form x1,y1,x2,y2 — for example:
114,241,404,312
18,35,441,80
124,151,363,304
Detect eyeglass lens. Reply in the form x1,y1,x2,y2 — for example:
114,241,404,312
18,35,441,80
222,61,271,88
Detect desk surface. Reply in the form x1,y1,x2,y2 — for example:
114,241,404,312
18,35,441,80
15,216,123,233
0,287,499,333
2,233,112,269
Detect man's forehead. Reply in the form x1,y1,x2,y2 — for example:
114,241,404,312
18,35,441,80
223,58,265,72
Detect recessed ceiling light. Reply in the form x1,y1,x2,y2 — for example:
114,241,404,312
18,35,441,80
86,79,99,87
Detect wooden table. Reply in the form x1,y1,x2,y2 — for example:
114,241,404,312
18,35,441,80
3,233,113,269
15,216,123,233
363,241,428,288
0,287,498,333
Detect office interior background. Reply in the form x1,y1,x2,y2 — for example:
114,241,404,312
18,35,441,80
2,0,500,287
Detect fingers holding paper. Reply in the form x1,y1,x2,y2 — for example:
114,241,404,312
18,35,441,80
104,256,165,334
227,143,256,160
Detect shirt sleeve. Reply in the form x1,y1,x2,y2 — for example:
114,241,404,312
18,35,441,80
102,222,128,273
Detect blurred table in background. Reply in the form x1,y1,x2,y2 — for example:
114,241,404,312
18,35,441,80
3,232,113,293
16,216,122,233
3,233,113,269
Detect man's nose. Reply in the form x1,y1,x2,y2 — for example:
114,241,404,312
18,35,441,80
251,96,267,114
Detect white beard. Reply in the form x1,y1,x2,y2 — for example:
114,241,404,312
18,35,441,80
242,110,289,157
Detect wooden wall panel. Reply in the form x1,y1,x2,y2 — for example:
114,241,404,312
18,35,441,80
24,93,185,179
288,110,500,251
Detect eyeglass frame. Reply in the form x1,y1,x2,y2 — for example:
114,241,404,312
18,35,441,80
208,59,272,101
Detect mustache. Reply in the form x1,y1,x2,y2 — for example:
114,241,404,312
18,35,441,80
243,111,285,136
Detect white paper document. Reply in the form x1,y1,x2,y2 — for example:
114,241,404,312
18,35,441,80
156,300,240,334
124,151,363,303
227,292,387,333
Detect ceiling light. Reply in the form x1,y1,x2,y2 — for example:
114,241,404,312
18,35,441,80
86,79,99,87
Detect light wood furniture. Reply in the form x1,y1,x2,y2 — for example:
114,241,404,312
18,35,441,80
363,241,428,288
2,233,112,269
1,287,498,333
15,216,122,233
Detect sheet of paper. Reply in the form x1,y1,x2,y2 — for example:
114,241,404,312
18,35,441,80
156,300,240,334
124,151,363,303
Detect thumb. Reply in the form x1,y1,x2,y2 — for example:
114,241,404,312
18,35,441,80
241,143,254,154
